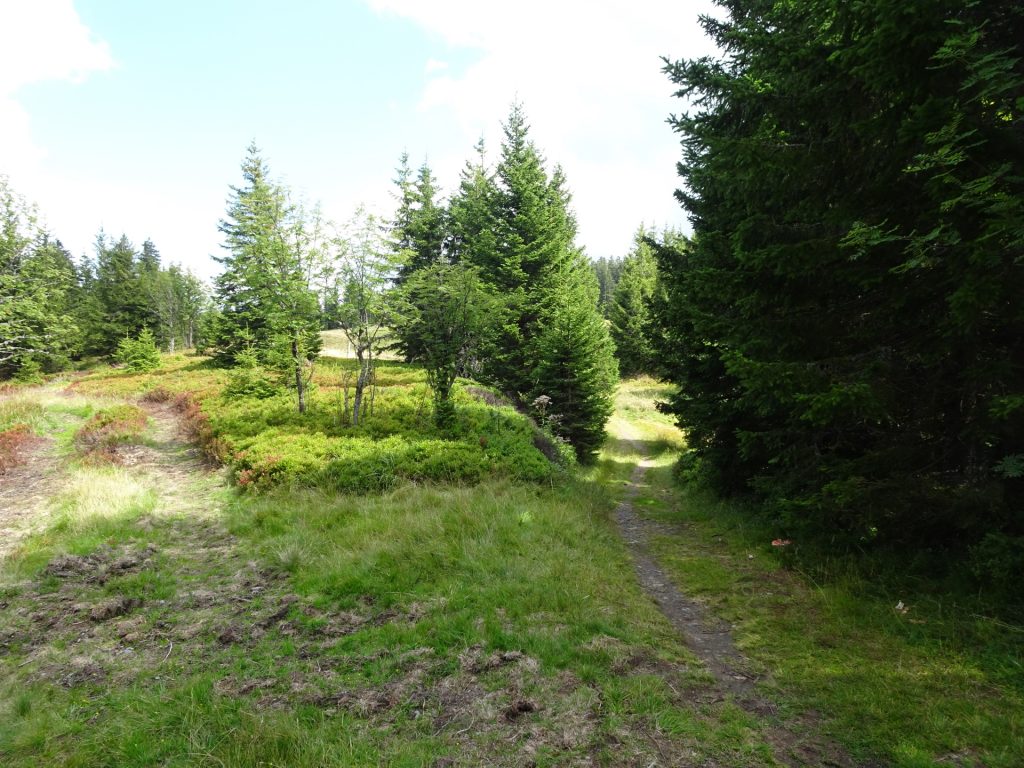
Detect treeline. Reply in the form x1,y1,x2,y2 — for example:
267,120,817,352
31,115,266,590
208,105,618,459
591,226,684,378
0,177,208,380
650,0,1023,583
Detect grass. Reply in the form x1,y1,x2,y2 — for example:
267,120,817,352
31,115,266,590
614,377,1024,768
1,365,1020,766
0,361,720,767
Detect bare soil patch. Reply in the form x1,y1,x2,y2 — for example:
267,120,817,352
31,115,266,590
0,434,61,560
614,435,867,767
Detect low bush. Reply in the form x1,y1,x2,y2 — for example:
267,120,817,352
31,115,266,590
208,361,567,493
74,356,568,493
218,386,564,493
0,424,36,474
74,404,149,462
223,346,278,400
115,329,162,373
12,358,44,384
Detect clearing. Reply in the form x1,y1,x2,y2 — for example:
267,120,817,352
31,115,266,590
0,370,1020,767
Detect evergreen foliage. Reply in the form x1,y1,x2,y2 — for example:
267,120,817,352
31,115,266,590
93,233,150,354
115,328,162,372
211,143,322,411
447,139,499,270
0,177,80,376
390,156,448,360
530,262,618,460
224,342,278,399
392,264,494,428
452,104,617,455
654,0,1024,560
608,227,660,376
400,161,446,280
591,255,623,316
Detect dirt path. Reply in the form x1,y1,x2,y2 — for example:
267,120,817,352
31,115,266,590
616,446,758,699
614,428,760,701
0,435,63,560
612,423,868,767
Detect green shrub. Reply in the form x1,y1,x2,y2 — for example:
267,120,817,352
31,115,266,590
74,404,149,462
206,374,563,493
970,533,1024,594
12,358,44,384
115,329,161,372
224,346,278,400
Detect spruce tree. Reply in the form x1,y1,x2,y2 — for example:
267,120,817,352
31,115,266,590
476,104,576,398
401,161,446,278
0,179,79,376
457,104,618,456
531,261,618,460
655,0,1024,554
94,233,149,355
447,138,499,270
212,144,322,411
591,256,623,317
609,227,660,376
389,152,416,262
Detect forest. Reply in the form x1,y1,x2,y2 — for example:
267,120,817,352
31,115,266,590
0,1,1022,766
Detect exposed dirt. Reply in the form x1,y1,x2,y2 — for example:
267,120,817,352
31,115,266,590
0,433,62,560
1,387,876,766
614,430,868,767
615,453,757,699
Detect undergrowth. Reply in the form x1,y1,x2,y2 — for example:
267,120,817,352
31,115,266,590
71,353,569,493
74,404,149,463
616,378,1024,768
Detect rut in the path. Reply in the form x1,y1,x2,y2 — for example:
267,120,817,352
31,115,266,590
613,436,873,768
0,436,63,560
615,444,760,700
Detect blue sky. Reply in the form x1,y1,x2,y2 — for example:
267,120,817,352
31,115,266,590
1,0,717,278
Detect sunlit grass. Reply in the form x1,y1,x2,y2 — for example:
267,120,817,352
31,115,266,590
3,466,157,581
617,377,1024,768
4,363,1020,766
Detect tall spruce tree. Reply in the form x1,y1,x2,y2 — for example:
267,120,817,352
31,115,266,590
94,233,149,355
592,256,623,317
212,144,321,411
459,104,617,457
400,161,446,280
531,261,618,460
389,152,416,262
655,0,1024,556
0,178,79,376
447,138,499,270
476,104,577,397
609,227,660,376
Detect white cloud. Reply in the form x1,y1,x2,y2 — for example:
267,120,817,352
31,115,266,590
424,58,449,74
0,1,113,178
368,0,719,256
0,1,113,92
0,0,117,264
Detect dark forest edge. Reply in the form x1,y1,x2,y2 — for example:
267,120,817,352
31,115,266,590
642,0,1023,609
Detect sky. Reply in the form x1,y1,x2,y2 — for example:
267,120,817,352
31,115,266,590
0,0,718,279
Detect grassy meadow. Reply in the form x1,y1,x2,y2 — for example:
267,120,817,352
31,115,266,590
0,361,1020,766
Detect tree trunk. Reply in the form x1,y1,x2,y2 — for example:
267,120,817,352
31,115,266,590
168,335,175,354
293,337,306,414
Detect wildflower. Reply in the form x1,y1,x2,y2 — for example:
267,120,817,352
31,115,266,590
771,538,792,547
